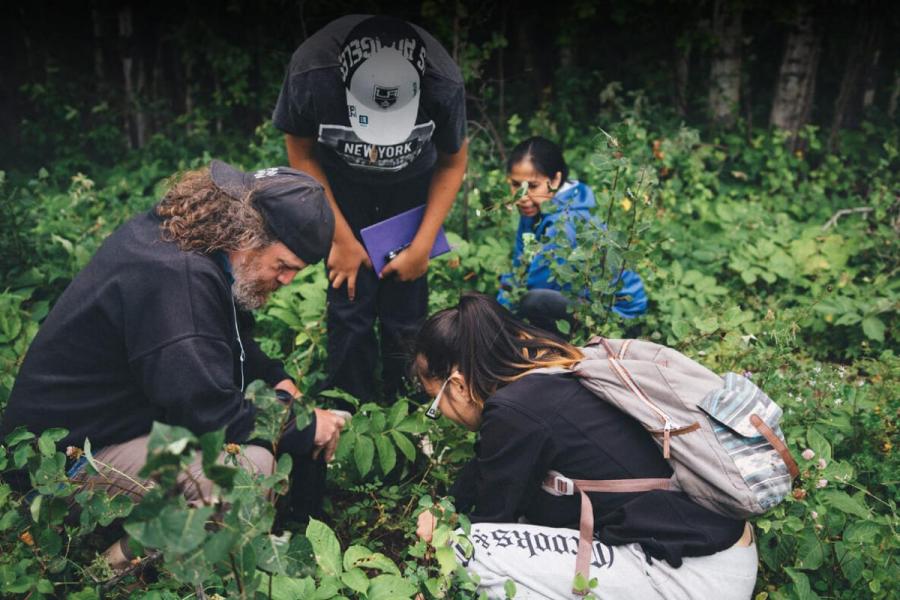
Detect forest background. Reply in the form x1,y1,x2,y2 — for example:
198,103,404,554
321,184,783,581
0,1,897,599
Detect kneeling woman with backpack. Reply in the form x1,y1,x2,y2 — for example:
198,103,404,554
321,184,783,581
413,293,758,599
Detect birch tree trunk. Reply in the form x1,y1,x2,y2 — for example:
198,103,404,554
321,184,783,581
118,4,146,149
769,1,822,150
708,0,743,127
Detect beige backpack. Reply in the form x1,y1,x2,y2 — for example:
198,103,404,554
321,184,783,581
538,337,798,593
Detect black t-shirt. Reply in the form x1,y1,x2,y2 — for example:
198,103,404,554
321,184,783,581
272,14,466,184
450,373,744,567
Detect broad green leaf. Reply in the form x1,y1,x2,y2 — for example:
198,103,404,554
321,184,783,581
146,421,196,456
343,545,373,572
270,575,315,600
834,542,865,584
391,431,417,462
861,316,885,342
125,504,214,555
396,415,427,434
354,434,374,477
255,532,293,576
671,319,691,340
504,579,518,599
353,552,400,575
821,491,870,519
794,531,824,570
434,545,457,576
199,429,225,468
806,427,832,462
37,428,67,457
203,526,240,564
374,434,396,474
842,521,880,544
340,567,370,595
313,575,342,599
30,494,42,523
784,567,820,600
692,315,719,334
388,399,408,427
4,427,35,446
367,574,418,600
306,518,342,576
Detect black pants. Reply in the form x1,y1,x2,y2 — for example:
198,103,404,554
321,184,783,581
322,168,432,405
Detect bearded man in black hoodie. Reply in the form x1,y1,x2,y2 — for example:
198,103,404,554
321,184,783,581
1,160,346,532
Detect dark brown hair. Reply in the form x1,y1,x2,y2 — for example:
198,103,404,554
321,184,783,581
413,292,583,406
156,167,273,254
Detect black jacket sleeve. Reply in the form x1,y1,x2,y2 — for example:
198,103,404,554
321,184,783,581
466,401,555,523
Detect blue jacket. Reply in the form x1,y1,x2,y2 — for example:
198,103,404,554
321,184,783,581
497,181,648,318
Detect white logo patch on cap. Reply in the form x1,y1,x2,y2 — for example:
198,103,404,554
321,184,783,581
373,85,399,109
254,167,280,179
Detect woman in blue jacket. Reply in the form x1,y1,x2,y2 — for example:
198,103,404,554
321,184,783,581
497,136,647,334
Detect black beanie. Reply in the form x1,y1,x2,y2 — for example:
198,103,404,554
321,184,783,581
209,160,334,265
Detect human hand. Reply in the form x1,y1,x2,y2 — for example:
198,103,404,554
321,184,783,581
311,408,347,462
327,237,372,301
415,508,439,543
274,379,301,401
380,242,430,281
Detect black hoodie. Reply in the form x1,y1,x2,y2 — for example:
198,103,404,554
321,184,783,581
1,208,315,455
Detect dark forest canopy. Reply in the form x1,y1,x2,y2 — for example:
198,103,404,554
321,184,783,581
1,0,898,176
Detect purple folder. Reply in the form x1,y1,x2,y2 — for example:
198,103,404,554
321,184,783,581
360,205,451,277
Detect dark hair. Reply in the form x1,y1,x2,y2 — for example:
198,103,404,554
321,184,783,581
413,292,583,405
506,136,570,182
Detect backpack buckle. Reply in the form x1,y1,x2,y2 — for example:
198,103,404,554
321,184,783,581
542,470,575,496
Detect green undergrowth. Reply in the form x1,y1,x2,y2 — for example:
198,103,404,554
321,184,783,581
0,93,897,598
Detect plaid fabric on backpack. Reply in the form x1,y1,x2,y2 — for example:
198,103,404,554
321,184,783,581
537,337,799,594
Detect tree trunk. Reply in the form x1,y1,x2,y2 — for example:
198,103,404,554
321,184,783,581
91,1,105,80
184,58,194,135
674,35,692,118
860,18,884,110
889,71,900,118
829,7,884,149
708,0,743,128
118,4,147,149
769,1,822,150
515,11,540,91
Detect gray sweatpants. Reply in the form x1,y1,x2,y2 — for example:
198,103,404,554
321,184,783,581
460,522,758,600
72,434,276,504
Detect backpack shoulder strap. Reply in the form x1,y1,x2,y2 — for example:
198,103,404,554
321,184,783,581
541,470,673,594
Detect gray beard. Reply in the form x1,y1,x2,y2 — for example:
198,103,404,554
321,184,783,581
231,253,276,311
231,277,269,311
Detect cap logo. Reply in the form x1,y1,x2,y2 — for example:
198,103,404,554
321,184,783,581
373,85,399,108
254,168,280,179
359,115,369,126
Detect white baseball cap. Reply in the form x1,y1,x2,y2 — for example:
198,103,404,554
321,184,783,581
340,16,427,146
